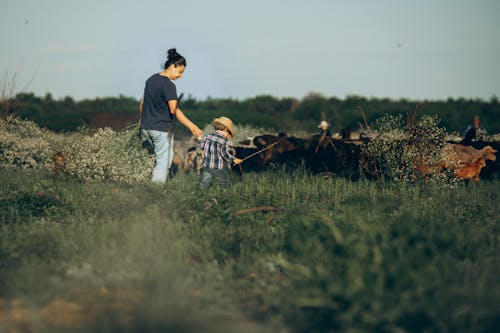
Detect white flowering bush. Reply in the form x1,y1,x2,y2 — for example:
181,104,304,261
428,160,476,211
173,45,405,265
478,131,500,142
0,117,55,170
361,114,449,182
63,128,154,183
1,118,154,183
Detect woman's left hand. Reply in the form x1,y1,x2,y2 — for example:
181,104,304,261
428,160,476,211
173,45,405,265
190,125,203,137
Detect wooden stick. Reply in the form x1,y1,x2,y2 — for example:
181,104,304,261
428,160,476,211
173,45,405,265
326,136,338,153
358,106,370,130
315,131,328,154
240,141,280,162
238,164,244,179
412,103,419,126
315,134,338,154
234,206,282,215
264,213,275,224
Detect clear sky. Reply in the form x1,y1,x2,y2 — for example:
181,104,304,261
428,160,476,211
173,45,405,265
1,0,499,100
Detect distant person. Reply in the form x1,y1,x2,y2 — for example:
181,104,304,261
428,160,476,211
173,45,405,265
198,117,242,190
139,48,203,183
318,120,332,137
461,116,483,145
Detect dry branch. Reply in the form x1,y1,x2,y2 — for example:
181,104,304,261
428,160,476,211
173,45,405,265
234,206,282,216
357,106,370,130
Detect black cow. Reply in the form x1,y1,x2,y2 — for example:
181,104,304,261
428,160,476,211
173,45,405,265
236,133,362,178
300,136,361,179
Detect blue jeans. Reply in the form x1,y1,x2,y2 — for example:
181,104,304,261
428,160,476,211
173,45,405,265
200,168,230,190
141,129,174,183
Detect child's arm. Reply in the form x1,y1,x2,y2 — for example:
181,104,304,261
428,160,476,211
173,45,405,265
222,142,242,165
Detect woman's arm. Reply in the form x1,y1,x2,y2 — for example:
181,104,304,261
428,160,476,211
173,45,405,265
167,100,203,137
177,108,203,137
138,97,144,127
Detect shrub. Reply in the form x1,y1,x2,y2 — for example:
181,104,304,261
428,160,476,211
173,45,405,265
63,128,154,183
0,117,55,170
0,118,154,183
361,114,449,181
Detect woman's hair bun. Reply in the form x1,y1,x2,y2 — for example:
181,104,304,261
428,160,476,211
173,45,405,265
164,48,186,69
167,48,177,58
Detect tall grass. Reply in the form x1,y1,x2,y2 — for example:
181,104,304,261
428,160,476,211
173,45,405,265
1,169,499,332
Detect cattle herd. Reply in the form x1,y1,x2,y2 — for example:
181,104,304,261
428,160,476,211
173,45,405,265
173,131,499,182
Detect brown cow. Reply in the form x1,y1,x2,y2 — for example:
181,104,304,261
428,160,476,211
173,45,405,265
167,147,184,178
442,144,496,167
441,144,497,181
454,159,487,182
183,146,203,175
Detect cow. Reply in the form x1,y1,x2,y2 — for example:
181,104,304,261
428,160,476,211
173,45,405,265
443,144,496,166
237,138,255,147
230,133,304,172
441,144,497,181
235,132,363,178
168,147,184,178
454,158,487,182
183,146,203,175
251,133,303,167
233,146,266,172
466,141,500,179
301,136,362,179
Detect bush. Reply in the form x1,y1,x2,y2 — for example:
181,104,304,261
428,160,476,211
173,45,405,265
361,114,448,181
0,118,154,183
63,127,154,183
0,117,55,170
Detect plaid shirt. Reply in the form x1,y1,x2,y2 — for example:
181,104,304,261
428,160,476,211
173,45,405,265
199,132,235,170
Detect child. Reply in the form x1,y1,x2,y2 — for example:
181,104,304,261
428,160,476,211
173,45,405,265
198,117,242,189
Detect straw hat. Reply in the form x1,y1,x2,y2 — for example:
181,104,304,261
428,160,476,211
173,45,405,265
213,116,236,138
318,120,330,129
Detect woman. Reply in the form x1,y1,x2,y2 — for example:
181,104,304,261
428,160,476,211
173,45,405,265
139,48,203,183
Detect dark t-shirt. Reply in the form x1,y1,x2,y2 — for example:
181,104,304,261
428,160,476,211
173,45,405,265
140,73,177,131
461,125,476,145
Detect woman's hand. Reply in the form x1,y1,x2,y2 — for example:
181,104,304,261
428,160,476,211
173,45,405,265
190,125,203,137
174,107,203,137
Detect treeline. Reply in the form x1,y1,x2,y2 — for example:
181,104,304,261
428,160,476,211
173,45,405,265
11,92,500,134
12,93,138,132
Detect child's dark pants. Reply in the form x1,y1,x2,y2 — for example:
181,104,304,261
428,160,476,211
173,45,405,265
200,168,230,190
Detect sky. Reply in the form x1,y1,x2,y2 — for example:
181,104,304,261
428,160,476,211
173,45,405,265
0,0,499,101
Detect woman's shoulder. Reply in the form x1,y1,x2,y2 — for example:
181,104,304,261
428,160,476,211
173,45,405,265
145,73,159,85
156,74,176,88
146,73,174,83
146,73,159,80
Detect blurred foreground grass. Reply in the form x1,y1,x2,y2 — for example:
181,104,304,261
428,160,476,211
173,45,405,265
0,170,499,332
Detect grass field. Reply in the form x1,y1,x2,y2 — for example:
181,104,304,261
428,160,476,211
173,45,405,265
0,169,499,332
